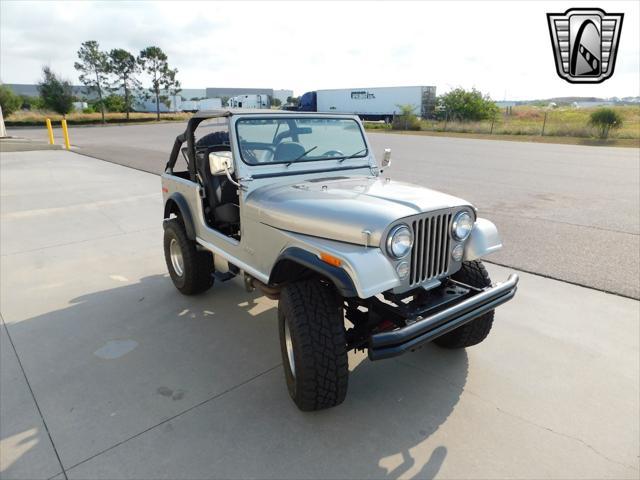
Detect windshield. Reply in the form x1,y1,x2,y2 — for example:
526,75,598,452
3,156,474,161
236,117,368,166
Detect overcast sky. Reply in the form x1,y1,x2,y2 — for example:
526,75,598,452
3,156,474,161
1,0,638,100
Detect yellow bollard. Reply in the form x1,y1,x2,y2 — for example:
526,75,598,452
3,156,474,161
45,118,55,144
61,119,71,150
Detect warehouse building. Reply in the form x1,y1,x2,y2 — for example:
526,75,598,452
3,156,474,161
5,83,92,98
205,87,273,99
273,89,294,104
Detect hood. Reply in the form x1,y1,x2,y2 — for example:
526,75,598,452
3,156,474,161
245,176,470,245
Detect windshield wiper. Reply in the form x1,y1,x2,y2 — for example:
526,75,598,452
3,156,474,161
285,146,318,167
337,148,367,163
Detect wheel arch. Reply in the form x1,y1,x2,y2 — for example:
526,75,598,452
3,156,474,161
269,247,358,298
163,192,196,240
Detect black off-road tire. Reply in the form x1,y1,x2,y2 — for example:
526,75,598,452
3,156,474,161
434,260,494,349
163,218,213,295
278,279,348,411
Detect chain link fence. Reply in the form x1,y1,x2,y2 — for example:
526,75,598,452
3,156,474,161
368,106,639,140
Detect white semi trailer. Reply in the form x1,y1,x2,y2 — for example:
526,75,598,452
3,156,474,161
298,86,437,121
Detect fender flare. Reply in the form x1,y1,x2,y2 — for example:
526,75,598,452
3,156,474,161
269,247,358,298
464,218,503,261
163,192,196,240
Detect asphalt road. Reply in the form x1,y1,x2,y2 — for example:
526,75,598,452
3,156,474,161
11,123,640,298
2,150,638,479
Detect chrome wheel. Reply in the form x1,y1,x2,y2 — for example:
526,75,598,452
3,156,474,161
284,318,296,378
169,238,184,277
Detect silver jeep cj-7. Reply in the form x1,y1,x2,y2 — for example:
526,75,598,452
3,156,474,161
162,110,518,411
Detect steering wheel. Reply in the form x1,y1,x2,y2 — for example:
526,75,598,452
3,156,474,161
241,146,259,164
322,150,344,158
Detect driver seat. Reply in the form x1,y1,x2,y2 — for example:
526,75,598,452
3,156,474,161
194,136,239,228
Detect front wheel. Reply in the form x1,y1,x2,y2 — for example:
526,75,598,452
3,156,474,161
278,279,348,411
434,260,494,349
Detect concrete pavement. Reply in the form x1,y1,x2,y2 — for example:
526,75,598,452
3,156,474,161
0,150,638,479
11,123,640,298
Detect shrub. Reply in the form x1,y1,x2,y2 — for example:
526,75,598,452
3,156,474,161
392,104,421,130
589,108,623,139
0,84,22,116
103,94,127,112
18,95,44,111
438,88,499,121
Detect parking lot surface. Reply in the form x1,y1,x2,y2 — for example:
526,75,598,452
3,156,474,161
1,150,638,479
11,123,640,298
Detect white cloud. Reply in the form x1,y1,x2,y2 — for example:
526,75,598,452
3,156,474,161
1,0,638,99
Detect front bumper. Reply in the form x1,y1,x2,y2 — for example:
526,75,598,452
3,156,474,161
368,274,519,360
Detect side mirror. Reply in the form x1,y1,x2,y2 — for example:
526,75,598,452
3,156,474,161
381,148,392,168
209,151,234,175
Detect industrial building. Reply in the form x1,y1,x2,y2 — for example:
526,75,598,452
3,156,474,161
6,83,92,98
205,87,272,99
5,83,294,112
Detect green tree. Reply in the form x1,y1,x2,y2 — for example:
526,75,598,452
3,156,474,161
138,46,176,120
0,84,22,116
589,108,623,139
75,40,110,124
438,88,499,121
38,66,74,116
392,104,421,131
271,97,282,107
108,48,141,120
165,68,181,112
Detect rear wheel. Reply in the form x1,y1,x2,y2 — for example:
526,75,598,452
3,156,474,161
163,218,213,295
434,260,494,349
278,279,348,411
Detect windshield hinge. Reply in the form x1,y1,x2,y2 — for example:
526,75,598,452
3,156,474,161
362,230,372,248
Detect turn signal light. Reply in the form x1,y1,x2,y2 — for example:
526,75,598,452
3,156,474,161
320,252,342,267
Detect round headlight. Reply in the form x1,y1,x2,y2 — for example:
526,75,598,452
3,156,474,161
452,211,473,241
386,225,413,258
396,261,410,279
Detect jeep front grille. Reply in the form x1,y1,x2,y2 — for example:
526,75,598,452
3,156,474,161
409,212,453,286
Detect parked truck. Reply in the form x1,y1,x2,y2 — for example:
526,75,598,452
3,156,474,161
297,86,437,121
180,98,223,112
198,98,223,110
227,94,270,109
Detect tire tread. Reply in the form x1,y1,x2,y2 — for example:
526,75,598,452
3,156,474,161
279,280,348,411
163,218,213,295
434,260,494,349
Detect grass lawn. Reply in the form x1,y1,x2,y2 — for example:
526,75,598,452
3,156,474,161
365,105,640,147
5,110,191,127
367,129,639,148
